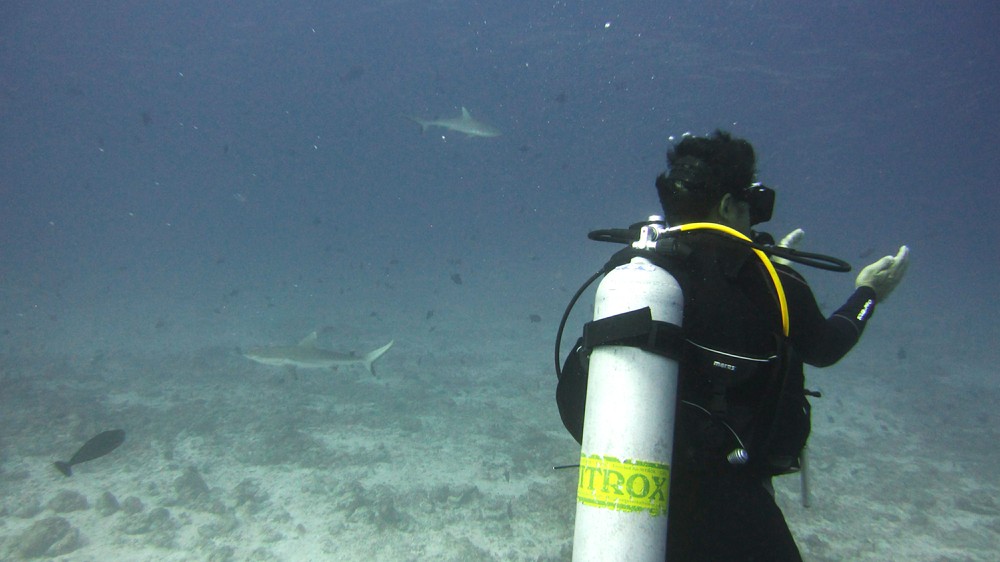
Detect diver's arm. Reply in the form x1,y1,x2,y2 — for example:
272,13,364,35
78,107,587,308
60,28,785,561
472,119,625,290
779,267,877,367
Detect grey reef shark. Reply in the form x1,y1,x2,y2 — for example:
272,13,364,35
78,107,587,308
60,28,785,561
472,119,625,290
407,106,501,138
243,332,394,377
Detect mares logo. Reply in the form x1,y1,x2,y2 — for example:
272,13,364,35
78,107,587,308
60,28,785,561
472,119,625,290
577,454,670,516
857,298,873,321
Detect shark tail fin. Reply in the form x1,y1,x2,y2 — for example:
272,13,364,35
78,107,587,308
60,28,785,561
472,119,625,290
362,340,395,377
54,461,73,477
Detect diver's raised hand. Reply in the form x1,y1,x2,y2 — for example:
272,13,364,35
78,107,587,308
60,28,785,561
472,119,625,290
771,228,805,266
856,246,910,301
778,228,805,250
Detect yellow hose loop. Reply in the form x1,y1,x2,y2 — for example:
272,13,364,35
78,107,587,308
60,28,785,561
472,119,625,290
675,222,789,337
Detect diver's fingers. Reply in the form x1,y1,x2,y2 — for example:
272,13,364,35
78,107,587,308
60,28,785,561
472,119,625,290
887,245,910,278
778,228,805,249
871,255,894,273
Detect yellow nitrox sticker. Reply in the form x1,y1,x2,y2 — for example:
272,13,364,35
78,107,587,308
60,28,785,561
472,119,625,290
577,454,670,516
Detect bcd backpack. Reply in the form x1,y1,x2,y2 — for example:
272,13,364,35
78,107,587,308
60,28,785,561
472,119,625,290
556,225,819,477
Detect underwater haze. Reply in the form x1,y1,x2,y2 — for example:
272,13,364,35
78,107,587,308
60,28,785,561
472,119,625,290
1,1,998,560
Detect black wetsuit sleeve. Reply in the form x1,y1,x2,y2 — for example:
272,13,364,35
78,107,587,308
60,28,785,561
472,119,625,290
778,267,878,367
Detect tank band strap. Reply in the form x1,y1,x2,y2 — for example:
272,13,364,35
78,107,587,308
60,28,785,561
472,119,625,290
582,307,686,362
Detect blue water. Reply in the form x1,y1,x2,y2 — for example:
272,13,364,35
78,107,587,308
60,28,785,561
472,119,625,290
1,2,998,560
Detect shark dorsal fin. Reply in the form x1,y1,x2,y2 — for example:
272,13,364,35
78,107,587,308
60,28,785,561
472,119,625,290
298,332,319,348
461,106,471,120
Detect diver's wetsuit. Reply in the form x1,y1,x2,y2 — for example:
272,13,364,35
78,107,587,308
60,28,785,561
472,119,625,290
664,233,876,562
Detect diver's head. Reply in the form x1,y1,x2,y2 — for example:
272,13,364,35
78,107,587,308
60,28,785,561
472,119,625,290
655,130,774,234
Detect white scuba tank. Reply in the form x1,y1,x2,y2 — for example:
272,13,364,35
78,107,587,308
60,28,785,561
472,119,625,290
572,220,683,562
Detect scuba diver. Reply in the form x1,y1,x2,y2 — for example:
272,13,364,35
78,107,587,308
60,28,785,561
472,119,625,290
555,130,909,560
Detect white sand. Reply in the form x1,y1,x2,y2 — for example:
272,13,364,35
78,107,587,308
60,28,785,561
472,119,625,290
1,268,997,560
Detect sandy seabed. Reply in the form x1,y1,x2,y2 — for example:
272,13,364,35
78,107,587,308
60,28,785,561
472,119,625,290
1,276,997,561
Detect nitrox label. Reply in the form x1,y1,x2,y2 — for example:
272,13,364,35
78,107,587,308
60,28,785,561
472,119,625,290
577,454,670,516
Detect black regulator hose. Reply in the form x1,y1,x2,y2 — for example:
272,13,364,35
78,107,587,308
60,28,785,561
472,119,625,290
757,245,851,272
554,269,604,379
590,228,851,272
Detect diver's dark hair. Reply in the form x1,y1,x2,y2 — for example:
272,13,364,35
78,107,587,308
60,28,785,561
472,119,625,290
657,130,757,224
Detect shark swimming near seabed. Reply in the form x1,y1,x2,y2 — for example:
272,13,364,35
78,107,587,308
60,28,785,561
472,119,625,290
243,333,394,377
406,106,501,138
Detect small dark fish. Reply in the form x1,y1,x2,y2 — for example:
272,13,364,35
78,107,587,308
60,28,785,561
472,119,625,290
450,273,463,285
53,429,126,477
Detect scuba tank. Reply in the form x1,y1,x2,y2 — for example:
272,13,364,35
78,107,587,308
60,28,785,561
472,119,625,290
572,218,681,562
